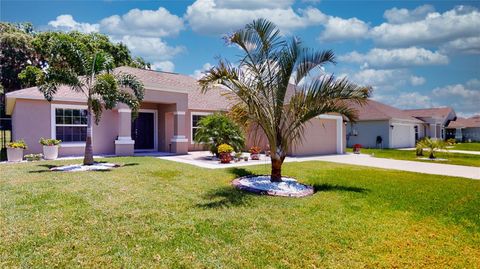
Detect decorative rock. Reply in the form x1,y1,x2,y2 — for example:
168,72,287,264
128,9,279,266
232,175,314,197
51,163,119,172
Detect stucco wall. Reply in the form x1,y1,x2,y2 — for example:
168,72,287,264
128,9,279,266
12,99,118,156
463,127,480,142
289,118,338,156
347,120,390,148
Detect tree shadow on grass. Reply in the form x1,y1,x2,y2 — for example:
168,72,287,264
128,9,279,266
196,186,254,209
312,183,369,194
28,163,138,173
227,167,256,178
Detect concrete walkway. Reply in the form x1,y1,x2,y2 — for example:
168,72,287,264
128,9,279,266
157,151,480,180
398,148,480,155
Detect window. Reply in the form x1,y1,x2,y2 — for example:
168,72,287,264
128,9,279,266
54,108,87,142
191,114,206,141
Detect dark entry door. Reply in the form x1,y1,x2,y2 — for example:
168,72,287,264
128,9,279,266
132,112,154,150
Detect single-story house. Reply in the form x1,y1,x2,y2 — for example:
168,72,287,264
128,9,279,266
404,107,456,140
5,66,345,157
346,100,425,148
446,115,480,142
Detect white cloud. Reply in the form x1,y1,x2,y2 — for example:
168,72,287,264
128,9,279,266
383,4,435,24
370,6,480,47
432,83,480,99
339,47,448,68
48,14,99,33
410,76,426,86
431,80,480,114
349,68,410,92
112,35,184,62
374,92,434,109
191,63,213,79
151,61,175,72
100,7,184,37
318,16,369,42
439,36,480,54
185,0,327,35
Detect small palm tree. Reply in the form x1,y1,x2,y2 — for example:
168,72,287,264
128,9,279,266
194,113,245,156
38,35,144,165
199,19,371,182
416,137,447,159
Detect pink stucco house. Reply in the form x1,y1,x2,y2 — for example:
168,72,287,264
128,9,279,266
5,66,345,157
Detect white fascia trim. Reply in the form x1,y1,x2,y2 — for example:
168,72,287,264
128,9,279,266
317,114,343,154
115,139,135,145
190,111,213,144
173,111,186,115
51,104,89,140
144,84,189,93
171,138,188,142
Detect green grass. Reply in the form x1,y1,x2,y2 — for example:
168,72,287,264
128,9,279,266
1,158,480,268
450,142,480,151
355,148,480,167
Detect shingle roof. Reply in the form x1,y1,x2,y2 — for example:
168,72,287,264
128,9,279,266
404,107,454,120
348,99,423,122
447,116,480,128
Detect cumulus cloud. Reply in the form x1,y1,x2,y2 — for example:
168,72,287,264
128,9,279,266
318,16,369,42
410,76,426,86
185,0,327,35
339,47,448,68
439,36,480,54
48,14,99,33
151,61,175,72
370,5,480,47
191,63,213,79
112,35,184,62
100,7,184,37
383,4,435,24
374,92,434,109
431,80,480,114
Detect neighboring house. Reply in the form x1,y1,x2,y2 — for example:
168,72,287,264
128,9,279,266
346,100,425,148
404,107,456,140
5,66,345,157
446,115,480,142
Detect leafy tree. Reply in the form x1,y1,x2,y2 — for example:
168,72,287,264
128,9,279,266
194,113,245,156
416,137,447,159
199,19,370,182
38,35,145,165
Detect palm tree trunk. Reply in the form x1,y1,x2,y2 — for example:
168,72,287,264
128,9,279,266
83,107,94,165
270,154,284,182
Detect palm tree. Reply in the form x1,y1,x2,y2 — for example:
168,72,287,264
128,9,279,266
199,19,371,182
416,137,447,159
38,35,144,165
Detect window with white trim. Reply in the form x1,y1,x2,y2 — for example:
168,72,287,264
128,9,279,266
191,114,207,141
55,108,87,142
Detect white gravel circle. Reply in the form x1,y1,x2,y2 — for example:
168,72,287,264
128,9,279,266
51,163,119,172
232,175,314,197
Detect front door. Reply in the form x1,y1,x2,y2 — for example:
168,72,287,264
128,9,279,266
132,112,155,150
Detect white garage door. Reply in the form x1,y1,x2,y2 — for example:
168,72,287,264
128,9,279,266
391,124,415,148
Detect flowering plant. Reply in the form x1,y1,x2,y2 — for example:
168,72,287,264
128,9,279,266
7,139,28,149
39,137,62,146
217,143,234,153
353,144,362,149
249,146,261,154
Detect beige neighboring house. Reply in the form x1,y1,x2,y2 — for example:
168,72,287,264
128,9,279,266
346,100,425,148
5,66,345,157
446,115,480,142
404,107,456,140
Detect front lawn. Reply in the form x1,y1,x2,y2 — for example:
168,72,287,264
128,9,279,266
355,148,480,167
1,158,479,268
451,142,480,151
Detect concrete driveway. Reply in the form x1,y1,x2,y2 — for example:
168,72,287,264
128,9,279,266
157,151,480,180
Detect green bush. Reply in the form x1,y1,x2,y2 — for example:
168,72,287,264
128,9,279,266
194,113,245,156
39,137,61,146
7,139,27,149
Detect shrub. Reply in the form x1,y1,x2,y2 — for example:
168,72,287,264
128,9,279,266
416,137,446,159
218,144,234,154
39,137,61,146
446,138,456,145
7,139,27,149
194,113,245,156
24,153,42,161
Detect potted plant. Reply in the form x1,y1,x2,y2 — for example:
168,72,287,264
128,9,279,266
353,144,362,154
6,139,28,162
25,153,43,162
249,146,261,160
39,138,61,160
218,144,234,163
234,152,242,162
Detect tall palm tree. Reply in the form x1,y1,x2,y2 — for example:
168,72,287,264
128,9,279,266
199,19,371,182
38,35,144,165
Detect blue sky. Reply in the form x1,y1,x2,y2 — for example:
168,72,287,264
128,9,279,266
2,0,479,116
